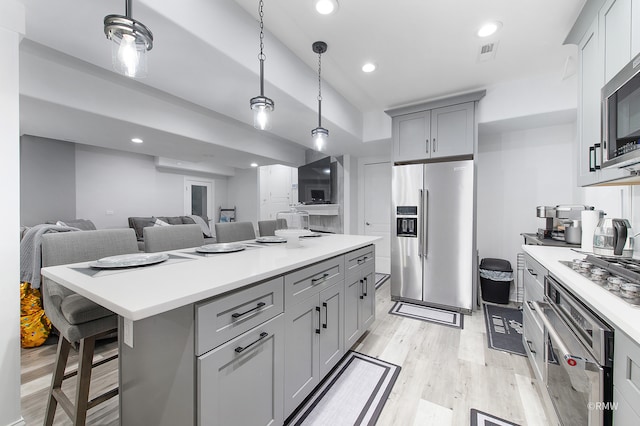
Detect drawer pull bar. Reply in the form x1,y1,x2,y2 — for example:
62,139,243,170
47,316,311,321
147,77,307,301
527,268,537,277
234,332,268,353
312,273,330,284
360,279,364,299
357,256,368,265
231,302,266,319
527,301,535,311
316,306,321,334
363,277,368,297
526,340,536,354
322,302,328,329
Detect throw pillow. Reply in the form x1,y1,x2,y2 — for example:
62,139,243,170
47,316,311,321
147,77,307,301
153,218,171,227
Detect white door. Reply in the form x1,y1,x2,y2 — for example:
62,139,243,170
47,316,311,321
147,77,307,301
259,165,294,220
360,160,391,274
184,178,213,226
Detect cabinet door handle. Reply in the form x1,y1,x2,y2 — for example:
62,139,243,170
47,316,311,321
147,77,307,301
527,268,537,277
527,301,535,311
433,138,437,152
426,139,430,153
312,273,330,284
322,302,328,329
526,340,536,354
315,306,321,334
235,332,268,353
359,279,364,299
357,256,368,265
589,146,596,172
231,302,266,319
363,277,368,297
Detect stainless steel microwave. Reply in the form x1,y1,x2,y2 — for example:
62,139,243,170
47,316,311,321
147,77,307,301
602,52,640,171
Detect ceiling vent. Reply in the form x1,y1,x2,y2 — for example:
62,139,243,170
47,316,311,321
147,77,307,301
477,41,499,62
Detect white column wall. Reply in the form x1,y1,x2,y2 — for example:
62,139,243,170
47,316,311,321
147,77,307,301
0,1,25,424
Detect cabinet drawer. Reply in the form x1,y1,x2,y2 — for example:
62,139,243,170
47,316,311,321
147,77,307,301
285,256,344,307
345,245,375,278
523,300,544,383
614,330,640,408
524,254,548,285
196,277,284,356
524,269,544,306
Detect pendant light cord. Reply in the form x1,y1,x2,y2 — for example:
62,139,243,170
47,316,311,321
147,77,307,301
258,0,266,96
317,50,322,127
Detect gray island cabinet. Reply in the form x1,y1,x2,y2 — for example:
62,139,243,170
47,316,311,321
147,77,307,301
41,235,379,426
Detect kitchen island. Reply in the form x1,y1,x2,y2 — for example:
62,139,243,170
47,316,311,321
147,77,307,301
41,234,379,425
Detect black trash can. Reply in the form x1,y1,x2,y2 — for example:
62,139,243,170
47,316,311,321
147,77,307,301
479,258,513,304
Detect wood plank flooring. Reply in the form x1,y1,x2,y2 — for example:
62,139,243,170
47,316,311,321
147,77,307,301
20,279,549,425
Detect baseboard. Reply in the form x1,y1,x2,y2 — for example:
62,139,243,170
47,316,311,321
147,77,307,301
5,417,26,426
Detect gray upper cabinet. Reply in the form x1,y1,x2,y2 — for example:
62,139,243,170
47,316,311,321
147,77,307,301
570,0,633,186
392,103,474,163
387,91,484,164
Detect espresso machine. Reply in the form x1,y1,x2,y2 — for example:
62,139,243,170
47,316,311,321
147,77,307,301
537,205,594,243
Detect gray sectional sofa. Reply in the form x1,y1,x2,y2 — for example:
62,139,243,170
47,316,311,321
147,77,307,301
128,216,215,250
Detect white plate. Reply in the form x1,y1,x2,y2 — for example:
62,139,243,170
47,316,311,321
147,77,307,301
196,243,246,253
90,253,169,269
256,236,287,243
301,232,323,238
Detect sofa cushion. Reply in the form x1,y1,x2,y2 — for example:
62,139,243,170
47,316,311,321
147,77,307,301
128,217,156,239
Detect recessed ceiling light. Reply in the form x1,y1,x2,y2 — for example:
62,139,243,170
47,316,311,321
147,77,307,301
362,63,376,73
477,21,502,38
314,0,338,15
250,163,259,167
131,137,143,143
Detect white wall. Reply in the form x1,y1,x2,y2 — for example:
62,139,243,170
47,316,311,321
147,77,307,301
75,144,229,229
227,168,258,227
20,135,76,226
0,2,25,424
477,122,579,299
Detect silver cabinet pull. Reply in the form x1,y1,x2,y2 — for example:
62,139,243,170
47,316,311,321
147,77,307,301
235,332,268,353
231,302,266,319
312,273,330,284
315,306,321,334
527,301,535,310
426,139,430,153
433,138,437,152
527,268,537,277
322,302,328,329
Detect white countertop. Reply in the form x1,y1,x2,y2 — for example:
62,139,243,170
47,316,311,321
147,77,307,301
41,234,379,321
522,245,640,343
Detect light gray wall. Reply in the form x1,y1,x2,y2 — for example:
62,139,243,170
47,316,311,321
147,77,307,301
227,167,258,226
477,122,578,299
20,135,76,226
74,144,229,229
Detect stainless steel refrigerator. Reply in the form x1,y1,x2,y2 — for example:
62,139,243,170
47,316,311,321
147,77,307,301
391,159,476,313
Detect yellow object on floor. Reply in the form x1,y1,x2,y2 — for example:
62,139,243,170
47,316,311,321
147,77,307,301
20,281,51,348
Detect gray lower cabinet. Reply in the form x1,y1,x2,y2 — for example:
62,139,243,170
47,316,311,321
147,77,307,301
613,330,640,425
197,314,284,426
283,282,345,417
345,263,376,349
522,253,547,384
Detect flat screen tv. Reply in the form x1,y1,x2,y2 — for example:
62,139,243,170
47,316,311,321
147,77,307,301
298,157,333,204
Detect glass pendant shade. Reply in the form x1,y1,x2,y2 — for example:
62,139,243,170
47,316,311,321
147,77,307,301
312,127,329,151
104,1,153,78
250,96,274,130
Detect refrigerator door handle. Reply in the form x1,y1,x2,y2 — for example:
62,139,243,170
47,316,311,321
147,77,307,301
418,189,423,258
423,189,429,258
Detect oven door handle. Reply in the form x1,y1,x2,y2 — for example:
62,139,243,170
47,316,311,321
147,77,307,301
532,301,588,369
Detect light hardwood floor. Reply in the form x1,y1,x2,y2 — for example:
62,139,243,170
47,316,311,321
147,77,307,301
20,279,549,425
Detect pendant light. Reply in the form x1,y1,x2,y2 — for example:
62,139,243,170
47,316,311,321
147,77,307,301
311,41,328,151
250,0,275,130
104,0,153,78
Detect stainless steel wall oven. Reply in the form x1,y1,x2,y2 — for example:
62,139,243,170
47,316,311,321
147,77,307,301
532,275,614,426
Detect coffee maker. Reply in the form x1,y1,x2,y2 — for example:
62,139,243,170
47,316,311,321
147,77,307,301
537,205,594,243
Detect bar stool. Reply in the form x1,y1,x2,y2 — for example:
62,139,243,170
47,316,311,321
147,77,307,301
214,221,256,243
41,229,139,426
143,224,204,252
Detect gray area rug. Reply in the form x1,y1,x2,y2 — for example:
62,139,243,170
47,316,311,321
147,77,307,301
285,351,400,426
483,304,526,356
389,301,464,329
374,273,390,289
470,408,520,426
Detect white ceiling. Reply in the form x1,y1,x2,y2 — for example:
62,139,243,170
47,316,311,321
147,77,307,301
18,0,585,169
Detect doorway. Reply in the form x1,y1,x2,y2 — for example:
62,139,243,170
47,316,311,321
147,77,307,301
184,178,213,226
358,158,391,274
